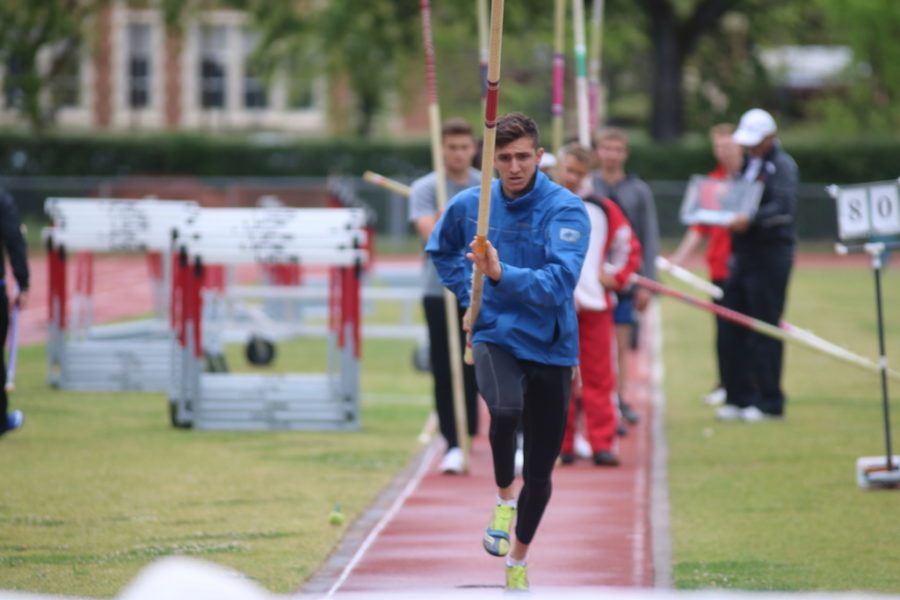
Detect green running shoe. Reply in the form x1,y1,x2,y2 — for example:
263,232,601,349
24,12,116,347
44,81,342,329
483,503,515,556
505,563,530,593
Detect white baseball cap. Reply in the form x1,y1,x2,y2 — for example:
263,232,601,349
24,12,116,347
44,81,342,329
733,108,777,146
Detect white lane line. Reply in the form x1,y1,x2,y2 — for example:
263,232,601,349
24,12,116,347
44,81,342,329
326,441,441,597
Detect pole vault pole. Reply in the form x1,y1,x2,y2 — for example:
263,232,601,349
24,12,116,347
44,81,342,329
362,171,412,197
419,0,470,473
571,0,590,147
551,0,566,164
587,0,605,131
655,254,878,362
477,0,489,101
467,0,505,364
631,273,900,382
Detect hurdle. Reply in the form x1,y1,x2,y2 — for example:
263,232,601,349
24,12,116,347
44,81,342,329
45,197,199,391
169,206,368,431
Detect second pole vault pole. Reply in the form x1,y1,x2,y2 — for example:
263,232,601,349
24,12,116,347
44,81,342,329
571,0,590,147
467,0,505,363
631,273,900,382
587,0,605,131
551,0,566,164
419,0,471,472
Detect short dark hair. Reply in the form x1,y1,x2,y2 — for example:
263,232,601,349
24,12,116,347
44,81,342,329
442,117,473,139
496,112,540,149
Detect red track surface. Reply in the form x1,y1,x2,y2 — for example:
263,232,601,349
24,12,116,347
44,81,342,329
305,313,662,595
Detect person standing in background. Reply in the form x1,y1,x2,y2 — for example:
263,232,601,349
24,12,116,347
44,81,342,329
669,123,744,406
556,143,641,467
591,127,660,429
409,118,481,473
716,108,798,422
0,187,29,437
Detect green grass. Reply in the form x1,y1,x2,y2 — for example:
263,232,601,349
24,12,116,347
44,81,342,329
4,258,900,596
0,338,431,597
664,264,900,592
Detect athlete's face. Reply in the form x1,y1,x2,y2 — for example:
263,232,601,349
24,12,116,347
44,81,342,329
595,138,628,172
559,155,591,194
494,137,543,198
442,134,477,177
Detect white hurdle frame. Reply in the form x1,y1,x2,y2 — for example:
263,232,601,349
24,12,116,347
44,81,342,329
169,206,368,431
44,197,199,391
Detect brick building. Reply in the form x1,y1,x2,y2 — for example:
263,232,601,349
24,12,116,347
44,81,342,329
0,2,429,136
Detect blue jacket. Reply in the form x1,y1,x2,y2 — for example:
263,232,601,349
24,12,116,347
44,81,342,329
426,170,590,366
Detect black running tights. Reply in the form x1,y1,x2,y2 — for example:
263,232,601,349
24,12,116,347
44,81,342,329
472,342,571,545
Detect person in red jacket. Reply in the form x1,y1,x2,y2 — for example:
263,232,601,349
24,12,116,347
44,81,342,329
669,123,743,405
556,143,641,466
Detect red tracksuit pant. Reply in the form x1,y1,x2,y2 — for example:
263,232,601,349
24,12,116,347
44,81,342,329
562,309,618,454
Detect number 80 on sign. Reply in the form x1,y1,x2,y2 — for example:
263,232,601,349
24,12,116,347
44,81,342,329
830,179,900,242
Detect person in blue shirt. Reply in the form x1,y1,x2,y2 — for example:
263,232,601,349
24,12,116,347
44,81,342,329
426,112,589,592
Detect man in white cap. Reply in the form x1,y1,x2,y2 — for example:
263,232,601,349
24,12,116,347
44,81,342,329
716,108,798,423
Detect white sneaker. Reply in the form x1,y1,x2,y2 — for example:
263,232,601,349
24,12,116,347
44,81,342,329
574,432,593,459
514,448,524,477
740,406,782,422
439,447,465,474
703,387,727,406
715,404,743,421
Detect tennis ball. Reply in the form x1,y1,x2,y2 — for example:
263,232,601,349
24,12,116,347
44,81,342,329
328,503,345,526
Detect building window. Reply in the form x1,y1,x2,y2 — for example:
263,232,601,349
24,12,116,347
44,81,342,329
199,24,227,109
128,23,152,109
286,58,314,110
50,48,81,109
242,29,267,109
3,56,25,110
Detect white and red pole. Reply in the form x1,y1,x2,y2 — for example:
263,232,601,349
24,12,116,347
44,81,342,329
551,0,566,163
467,0,505,364
420,0,470,471
631,273,900,382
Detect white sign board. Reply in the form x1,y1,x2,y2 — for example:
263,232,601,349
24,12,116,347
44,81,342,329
679,175,764,226
833,180,900,241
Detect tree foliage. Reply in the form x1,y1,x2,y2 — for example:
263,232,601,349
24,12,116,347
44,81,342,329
0,0,109,130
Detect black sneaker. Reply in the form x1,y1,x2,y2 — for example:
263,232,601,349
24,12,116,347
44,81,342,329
593,450,620,467
616,422,628,436
559,453,576,465
619,400,640,425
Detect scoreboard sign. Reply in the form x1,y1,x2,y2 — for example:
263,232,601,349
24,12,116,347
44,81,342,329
831,179,900,242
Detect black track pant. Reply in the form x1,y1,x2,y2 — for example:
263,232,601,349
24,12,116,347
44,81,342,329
720,247,793,415
473,342,571,545
423,295,479,448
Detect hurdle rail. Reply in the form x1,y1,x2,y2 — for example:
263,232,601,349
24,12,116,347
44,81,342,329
45,197,199,391
169,206,368,431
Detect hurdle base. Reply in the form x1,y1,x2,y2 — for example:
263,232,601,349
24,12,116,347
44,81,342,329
856,456,900,489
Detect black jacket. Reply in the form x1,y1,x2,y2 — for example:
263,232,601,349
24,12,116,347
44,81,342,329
0,187,30,292
732,141,798,254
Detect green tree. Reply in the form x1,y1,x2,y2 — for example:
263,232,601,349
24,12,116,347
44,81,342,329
0,0,108,130
813,0,900,133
